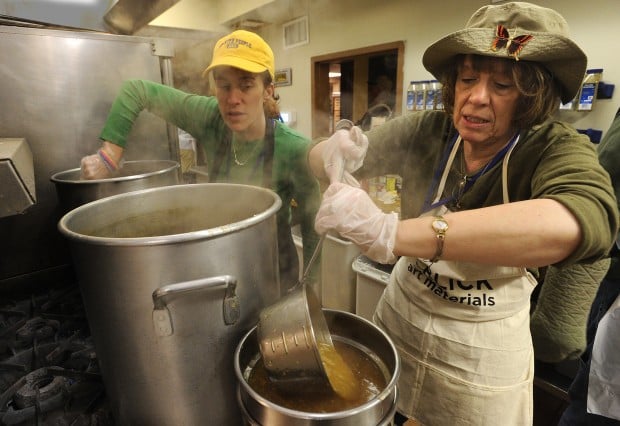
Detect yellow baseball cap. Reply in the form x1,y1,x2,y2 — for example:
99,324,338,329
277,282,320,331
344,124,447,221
204,30,275,80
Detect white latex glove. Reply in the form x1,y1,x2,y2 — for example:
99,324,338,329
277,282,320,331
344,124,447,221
315,182,398,264
80,149,121,179
321,126,368,186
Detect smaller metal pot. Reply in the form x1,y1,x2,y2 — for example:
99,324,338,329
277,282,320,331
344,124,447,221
50,160,179,212
236,309,401,426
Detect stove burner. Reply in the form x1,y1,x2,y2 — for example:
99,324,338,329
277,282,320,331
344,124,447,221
14,368,66,408
15,318,60,347
0,283,114,424
3,368,67,424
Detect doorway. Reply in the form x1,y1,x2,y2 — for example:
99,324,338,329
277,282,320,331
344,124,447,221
311,41,404,138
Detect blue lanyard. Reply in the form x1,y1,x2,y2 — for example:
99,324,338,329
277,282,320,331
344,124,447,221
422,132,520,212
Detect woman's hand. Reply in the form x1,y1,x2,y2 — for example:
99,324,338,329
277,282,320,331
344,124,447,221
315,182,398,264
80,142,124,179
321,126,368,186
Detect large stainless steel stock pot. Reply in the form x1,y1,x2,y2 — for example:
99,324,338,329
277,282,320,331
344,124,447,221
58,183,282,425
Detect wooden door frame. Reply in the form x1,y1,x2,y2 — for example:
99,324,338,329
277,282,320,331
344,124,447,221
311,41,404,139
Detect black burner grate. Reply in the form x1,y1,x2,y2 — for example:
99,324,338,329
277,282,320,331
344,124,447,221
0,284,114,425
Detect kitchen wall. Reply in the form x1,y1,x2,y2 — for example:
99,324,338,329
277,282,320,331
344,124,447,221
251,0,619,140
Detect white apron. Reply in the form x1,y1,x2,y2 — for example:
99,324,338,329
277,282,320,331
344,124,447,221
374,135,537,425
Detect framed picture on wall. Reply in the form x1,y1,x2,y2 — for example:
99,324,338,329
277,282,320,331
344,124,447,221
274,68,292,87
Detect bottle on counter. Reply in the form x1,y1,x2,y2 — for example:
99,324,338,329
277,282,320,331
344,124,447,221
434,80,443,110
426,80,442,110
414,80,427,111
406,81,415,111
178,128,197,173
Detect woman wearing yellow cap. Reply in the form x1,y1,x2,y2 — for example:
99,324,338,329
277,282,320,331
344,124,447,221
80,30,321,291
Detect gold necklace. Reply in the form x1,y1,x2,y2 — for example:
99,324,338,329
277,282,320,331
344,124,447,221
232,139,261,166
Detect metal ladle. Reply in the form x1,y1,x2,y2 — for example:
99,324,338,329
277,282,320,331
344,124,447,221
256,119,354,390
256,233,331,388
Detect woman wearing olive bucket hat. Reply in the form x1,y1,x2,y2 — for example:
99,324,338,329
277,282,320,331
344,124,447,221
309,2,618,425
80,30,322,292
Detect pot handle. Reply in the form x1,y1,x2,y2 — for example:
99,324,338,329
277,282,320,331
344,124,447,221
152,275,240,337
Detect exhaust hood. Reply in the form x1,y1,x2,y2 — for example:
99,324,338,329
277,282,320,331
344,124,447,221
0,0,183,33
0,0,285,34
104,0,183,34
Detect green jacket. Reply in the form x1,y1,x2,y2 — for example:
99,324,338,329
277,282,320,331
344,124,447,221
356,110,618,266
100,80,321,283
597,110,620,279
530,112,620,362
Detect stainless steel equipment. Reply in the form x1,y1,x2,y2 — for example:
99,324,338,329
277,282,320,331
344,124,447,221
104,0,183,34
51,160,180,213
257,282,333,389
58,183,282,425
257,129,353,388
236,309,401,426
0,25,178,285
0,138,36,218
0,0,180,34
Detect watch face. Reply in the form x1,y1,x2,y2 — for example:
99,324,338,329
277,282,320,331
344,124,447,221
433,218,448,232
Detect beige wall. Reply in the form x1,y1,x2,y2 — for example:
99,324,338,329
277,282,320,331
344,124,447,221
254,0,620,140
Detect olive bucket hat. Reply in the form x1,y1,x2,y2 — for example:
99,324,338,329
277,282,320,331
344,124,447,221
422,1,587,104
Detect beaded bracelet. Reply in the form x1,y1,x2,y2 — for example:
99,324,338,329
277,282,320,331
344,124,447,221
97,149,118,172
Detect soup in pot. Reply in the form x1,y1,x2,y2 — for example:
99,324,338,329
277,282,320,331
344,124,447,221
247,339,387,413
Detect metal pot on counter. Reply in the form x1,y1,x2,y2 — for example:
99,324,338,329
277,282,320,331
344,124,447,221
50,159,180,212
236,309,400,426
58,183,282,425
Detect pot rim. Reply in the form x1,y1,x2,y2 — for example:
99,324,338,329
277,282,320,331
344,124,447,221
57,183,282,246
235,309,401,420
50,160,179,184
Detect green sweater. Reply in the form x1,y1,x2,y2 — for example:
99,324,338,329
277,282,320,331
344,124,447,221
597,110,620,279
99,80,321,280
356,110,618,266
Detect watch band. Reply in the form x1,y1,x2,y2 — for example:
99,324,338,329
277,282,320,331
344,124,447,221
430,216,448,263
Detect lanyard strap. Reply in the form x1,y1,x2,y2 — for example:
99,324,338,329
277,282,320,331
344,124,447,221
422,131,520,212
422,133,461,211
261,118,275,188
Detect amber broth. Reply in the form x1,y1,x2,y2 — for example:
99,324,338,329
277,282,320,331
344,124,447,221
318,341,359,400
247,340,387,413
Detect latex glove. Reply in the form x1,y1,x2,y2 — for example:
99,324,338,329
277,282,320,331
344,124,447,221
321,126,368,186
80,148,120,179
315,182,398,264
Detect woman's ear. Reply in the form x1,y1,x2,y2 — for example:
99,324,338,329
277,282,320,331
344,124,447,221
265,83,275,99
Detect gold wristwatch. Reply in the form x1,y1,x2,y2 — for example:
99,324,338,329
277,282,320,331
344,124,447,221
430,216,448,263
